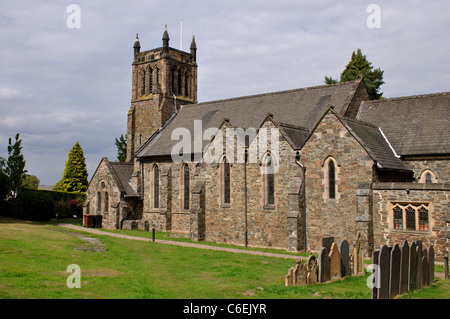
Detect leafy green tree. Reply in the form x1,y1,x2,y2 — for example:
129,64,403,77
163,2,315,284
54,142,88,193
0,157,9,200
5,134,27,197
115,134,127,162
22,174,40,190
325,48,384,100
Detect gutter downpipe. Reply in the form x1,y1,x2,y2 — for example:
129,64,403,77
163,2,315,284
295,152,307,251
244,148,248,248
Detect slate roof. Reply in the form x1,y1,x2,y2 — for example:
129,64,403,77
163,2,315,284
108,161,139,197
357,92,450,156
137,80,363,158
338,116,411,171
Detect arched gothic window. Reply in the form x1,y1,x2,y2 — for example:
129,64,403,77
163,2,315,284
328,160,336,199
323,156,339,201
419,170,436,183
96,181,109,213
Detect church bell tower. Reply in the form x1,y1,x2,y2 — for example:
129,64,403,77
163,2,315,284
126,26,198,162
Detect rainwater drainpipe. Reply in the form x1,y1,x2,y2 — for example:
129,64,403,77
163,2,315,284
295,151,307,250
244,147,248,248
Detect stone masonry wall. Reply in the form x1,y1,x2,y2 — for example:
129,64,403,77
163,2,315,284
372,182,450,259
196,119,303,250
299,111,374,252
85,159,135,230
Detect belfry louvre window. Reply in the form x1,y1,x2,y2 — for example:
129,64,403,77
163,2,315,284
391,203,429,232
148,68,153,94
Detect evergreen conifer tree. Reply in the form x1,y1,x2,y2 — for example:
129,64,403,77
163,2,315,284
325,48,384,100
5,134,27,197
55,142,88,193
115,134,127,162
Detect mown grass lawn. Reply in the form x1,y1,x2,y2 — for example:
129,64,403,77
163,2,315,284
0,217,449,300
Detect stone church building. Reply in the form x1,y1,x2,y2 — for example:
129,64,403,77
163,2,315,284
84,27,450,259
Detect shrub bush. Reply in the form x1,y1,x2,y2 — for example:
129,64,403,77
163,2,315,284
12,191,54,221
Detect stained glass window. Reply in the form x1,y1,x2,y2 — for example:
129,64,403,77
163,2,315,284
418,207,429,231
393,206,403,230
405,206,416,230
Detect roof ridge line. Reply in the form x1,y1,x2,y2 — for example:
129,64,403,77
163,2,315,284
363,91,450,104
183,80,361,108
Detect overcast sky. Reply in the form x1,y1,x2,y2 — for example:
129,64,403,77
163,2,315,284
1,0,449,186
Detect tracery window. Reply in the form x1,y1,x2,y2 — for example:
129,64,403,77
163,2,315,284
391,203,429,232
96,181,109,213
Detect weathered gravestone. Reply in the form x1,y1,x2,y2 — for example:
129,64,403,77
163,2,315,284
340,240,350,277
322,236,334,252
353,237,365,276
389,244,401,299
416,245,423,290
409,242,417,290
306,255,319,285
285,260,308,287
285,266,295,286
423,248,428,285
371,250,380,299
378,245,391,299
399,240,409,294
421,255,429,287
293,260,308,286
428,246,435,284
319,247,330,283
329,242,342,280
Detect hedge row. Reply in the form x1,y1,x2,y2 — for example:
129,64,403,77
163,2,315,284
0,189,86,221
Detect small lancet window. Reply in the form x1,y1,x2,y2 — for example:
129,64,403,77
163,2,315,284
263,153,275,206
183,164,190,210
220,157,231,205
425,173,433,183
328,160,336,199
153,165,159,209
